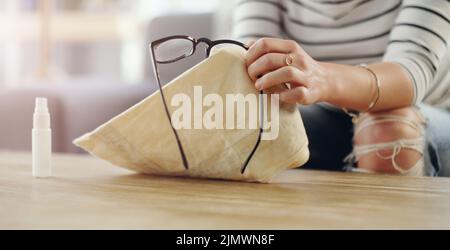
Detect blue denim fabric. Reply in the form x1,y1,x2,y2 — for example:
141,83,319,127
420,104,450,177
299,104,450,177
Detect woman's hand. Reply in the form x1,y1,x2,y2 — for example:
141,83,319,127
246,38,333,105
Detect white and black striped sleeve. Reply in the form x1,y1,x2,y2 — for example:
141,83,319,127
383,0,450,104
232,0,283,44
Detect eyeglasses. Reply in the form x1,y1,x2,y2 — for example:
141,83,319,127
149,35,264,174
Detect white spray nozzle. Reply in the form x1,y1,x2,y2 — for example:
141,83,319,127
33,97,50,129
35,97,49,114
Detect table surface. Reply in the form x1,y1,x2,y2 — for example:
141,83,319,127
1,151,450,229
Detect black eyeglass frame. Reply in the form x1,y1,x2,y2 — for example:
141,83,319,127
149,35,264,174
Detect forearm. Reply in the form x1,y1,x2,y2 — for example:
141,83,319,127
322,62,414,112
245,38,416,110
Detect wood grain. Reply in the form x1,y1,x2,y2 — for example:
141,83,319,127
1,151,450,229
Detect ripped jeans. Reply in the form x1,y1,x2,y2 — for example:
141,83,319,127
299,104,450,177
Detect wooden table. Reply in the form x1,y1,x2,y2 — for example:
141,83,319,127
1,151,450,229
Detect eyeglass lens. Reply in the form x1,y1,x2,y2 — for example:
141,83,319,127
154,38,194,63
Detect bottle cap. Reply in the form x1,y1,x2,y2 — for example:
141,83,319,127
35,97,49,114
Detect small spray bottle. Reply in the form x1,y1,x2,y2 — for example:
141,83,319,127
32,97,52,178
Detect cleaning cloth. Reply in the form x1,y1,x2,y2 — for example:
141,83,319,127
74,47,309,182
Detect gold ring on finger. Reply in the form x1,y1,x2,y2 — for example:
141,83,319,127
285,54,294,66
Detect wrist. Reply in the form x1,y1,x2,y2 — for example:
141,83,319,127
318,62,343,105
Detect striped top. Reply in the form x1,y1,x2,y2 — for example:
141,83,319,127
232,0,450,110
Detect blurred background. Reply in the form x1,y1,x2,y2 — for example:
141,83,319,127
0,0,235,153
0,0,234,85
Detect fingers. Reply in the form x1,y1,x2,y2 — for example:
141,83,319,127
255,66,307,90
264,84,290,94
244,37,321,105
248,53,287,81
246,38,300,66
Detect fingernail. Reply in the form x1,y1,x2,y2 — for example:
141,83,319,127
255,80,262,90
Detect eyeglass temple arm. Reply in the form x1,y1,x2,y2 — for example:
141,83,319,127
240,90,264,174
150,44,190,170
198,38,259,174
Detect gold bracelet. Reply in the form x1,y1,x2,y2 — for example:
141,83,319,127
360,64,381,112
342,64,381,123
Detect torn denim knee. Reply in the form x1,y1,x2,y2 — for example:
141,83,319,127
345,108,427,176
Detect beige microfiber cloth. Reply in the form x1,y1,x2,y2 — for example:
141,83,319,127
74,47,309,182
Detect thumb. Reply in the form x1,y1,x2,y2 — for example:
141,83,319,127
280,86,321,105
280,86,308,104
